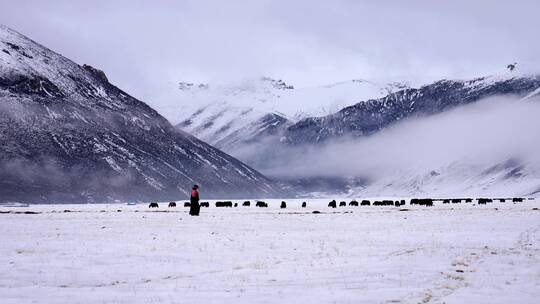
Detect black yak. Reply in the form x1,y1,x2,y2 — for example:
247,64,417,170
328,200,337,208
361,200,371,206
200,202,210,208
477,198,492,204
184,202,191,207
302,202,307,208
149,202,159,208
243,201,251,207
410,198,433,206
216,201,233,207
349,200,359,206
339,201,346,207
280,201,287,209
168,202,177,208
256,201,268,208
382,200,394,206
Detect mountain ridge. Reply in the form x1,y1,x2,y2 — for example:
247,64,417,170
283,74,540,145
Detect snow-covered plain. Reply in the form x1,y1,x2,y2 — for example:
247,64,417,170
1,199,539,304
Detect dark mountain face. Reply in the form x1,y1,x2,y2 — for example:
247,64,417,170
0,25,279,203
284,76,540,145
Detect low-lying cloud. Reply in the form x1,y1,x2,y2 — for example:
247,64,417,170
244,97,540,184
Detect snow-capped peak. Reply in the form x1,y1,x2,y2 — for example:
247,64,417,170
169,76,410,153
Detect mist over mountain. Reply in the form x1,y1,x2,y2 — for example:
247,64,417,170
173,72,540,197
0,25,280,203
266,97,540,197
171,77,409,164
283,74,540,144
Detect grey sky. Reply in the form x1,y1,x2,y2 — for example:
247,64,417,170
1,0,539,107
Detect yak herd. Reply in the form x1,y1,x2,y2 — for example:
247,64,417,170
148,197,531,209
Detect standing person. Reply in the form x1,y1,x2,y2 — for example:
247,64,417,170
189,184,200,216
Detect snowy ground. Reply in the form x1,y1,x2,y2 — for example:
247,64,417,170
1,198,539,304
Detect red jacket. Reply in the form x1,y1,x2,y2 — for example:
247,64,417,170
191,189,199,203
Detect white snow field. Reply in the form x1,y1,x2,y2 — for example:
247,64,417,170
1,199,539,304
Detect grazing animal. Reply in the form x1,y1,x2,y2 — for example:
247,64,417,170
410,198,433,206
280,201,287,209
361,200,370,206
184,202,191,207
216,201,233,207
452,199,461,204
256,201,268,208
302,202,307,208
168,202,176,208
465,198,473,203
243,201,251,206
383,200,394,206
394,201,400,207
349,200,359,206
499,199,506,203
477,198,492,205
339,201,346,207
512,197,524,202
443,199,450,204
149,202,159,208
200,202,209,207
328,200,337,208
400,200,406,206
234,203,238,207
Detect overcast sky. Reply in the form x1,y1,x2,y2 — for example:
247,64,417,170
1,0,539,106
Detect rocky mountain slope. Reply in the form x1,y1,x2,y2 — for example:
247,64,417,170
0,25,279,203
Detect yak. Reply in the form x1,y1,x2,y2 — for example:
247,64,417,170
216,201,233,207
256,201,268,208
328,200,337,208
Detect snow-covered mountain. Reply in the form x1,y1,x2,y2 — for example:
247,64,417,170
0,25,280,203
269,74,540,197
284,74,540,144
169,70,540,198
170,77,409,152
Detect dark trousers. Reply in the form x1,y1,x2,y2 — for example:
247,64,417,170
189,201,200,216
